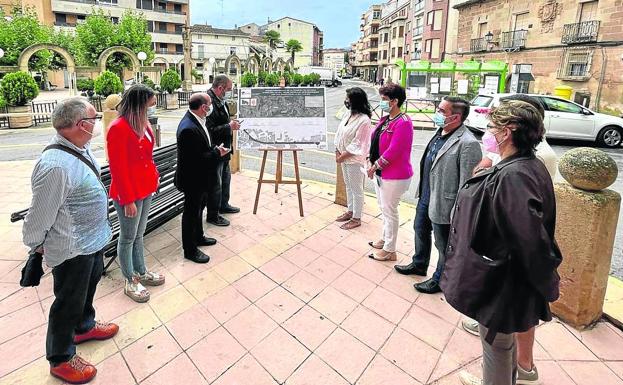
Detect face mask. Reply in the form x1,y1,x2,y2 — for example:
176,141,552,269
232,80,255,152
344,101,351,109
147,106,157,116
482,131,500,154
206,104,214,117
432,112,447,128
81,120,102,138
379,100,391,112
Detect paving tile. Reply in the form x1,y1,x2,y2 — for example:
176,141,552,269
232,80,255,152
305,256,347,284
287,354,349,385
316,328,375,383
0,356,57,385
90,353,135,385
606,361,623,381
399,305,455,351
342,306,395,350
357,355,421,385
121,326,182,382
223,305,278,350
537,321,598,361
0,287,39,317
255,286,305,324
258,256,300,285
0,324,46,378
187,327,246,383
260,233,298,255
362,286,411,324
203,285,251,323
579,321,623,360
301,233,339,255
323,244,364,268
350,257,392,285
283,270,327,302
560,361,623,385
232,269,277,302
534,361,577,385
415,293,462,326
94,290,142,323
282,306,337,351
238,244,278,268
141,353,208,385
309,286,358,324
165,303,219,350
149,284,198,323
76,335,119,366
212,256,254,283
380,327,440,384
341,233,374,255
211,354,277,385
330,269,377,303
0,302,46,345
379,271,420,303
251,327,310,383
113,305,162,349
183,269,229,302
281,244,320,269
428,328,484,382
166,256,214,283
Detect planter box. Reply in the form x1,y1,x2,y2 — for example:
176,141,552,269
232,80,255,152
165,93,179,110
8,105,33,128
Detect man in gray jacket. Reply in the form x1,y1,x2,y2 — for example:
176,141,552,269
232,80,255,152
394,96,482,294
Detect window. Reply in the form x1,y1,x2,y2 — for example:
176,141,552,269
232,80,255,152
430,39,441,58
433,10,443,30
55,13,67,24
158,23,166,32
478,22,488,38
541,97,583,114
398,47,403,57
383,50,387,59
399,26,404,37
425,39,432,52
197,45,204,59
513,12,530,31
391,47,396,57
176,44,183,54
175,24,182,34
139,0,152,10
147,21,153,32
174,4,182,12
392,27,397,38
559,48,592,78
427,11,434,25
110,17,119,24
372,26,378,34
580,1,598,22
156,1,165,11
384,33,389,43
230,47,237,55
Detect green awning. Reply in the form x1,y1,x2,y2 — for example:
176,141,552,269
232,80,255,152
481,60,508,72
430,60,456,71
399,60,431,71
456,60,481,72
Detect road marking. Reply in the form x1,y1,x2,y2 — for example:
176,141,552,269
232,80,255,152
241,154,336,177
0,143,50,148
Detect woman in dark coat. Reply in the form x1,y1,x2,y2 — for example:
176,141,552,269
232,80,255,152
440,100,562,385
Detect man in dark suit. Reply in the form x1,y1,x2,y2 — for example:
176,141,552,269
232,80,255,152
175,93,230,263
205,75,241,227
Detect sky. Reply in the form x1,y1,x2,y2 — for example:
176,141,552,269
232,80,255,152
190,0,375,49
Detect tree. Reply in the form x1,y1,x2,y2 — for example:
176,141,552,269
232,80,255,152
160,69,181,94
116,10,153,63
263,30,282,50
285,39,303,67
0,7,53,68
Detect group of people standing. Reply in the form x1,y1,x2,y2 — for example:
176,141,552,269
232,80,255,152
335,85,562,385
21,75,240,384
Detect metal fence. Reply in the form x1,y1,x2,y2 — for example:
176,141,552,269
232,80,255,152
31,101,58,126
0,106,9,129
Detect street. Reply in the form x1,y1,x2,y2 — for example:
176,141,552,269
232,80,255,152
1,79,622,277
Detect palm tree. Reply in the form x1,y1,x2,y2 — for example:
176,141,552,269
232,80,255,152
285,39,303,67
263,30,282,50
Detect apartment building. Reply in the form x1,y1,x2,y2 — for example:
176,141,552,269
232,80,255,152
378,0,410,83
447,0,623,113
262,17,324,68
323,48,347,73
353,4,382,82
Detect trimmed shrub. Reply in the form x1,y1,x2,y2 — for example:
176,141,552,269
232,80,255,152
0,71,40,106
93,71,123,97
160,69,182,94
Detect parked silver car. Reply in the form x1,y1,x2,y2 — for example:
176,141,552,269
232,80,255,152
466,93,623,148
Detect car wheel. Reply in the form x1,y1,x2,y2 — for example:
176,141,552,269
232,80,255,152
597,126,622,148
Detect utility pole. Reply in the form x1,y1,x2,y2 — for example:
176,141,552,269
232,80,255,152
182,15,193,91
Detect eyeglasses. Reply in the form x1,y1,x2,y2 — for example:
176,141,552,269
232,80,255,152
78,116,102,124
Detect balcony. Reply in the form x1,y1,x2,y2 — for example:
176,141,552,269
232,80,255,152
157,49,170,54
414,1,424,13
470,37,487,52
500,29,527,50
54,21,76,27
413,26,423,37
154,7,186,15
562,20,600,44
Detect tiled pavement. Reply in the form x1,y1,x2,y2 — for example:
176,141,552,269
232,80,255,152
1,160,623,385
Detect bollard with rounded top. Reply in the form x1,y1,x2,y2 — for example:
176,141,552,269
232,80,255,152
102,94,121,161
552,147,621,328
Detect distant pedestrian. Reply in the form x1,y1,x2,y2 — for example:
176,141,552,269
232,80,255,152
334,87,373,230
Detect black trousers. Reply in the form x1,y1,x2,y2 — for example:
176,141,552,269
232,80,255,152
205,161,229,220
182,189,207,253
46,250,103,364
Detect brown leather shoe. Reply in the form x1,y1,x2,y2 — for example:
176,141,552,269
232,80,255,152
340,218,361,230
335,211,353,222
74,322,119,344
50,355,97,384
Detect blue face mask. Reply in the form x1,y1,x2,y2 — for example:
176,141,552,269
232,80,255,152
379,100,391,112
433,112,447,128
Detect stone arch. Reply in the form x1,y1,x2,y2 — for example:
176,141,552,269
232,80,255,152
97,46,140,74
260,57,272,72
273,57,286,73
245,55,260,75
18,43,77,94
285,58,294,72
152,56,169,69
224,54,242,76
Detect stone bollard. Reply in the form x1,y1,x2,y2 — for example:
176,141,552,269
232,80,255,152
335,164,347,206
102,94,121,162
552,147,621,328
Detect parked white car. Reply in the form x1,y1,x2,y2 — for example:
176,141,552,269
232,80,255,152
465,93,623,148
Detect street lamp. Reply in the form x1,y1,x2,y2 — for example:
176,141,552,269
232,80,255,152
138,51,147,84
484,31,494,43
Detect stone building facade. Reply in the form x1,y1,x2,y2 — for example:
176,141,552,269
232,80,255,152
448,0,623,114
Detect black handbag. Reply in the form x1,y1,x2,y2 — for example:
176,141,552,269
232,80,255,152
20,251,44,287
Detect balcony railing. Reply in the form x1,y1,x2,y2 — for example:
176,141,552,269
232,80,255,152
414,1,424,12
413,26,423,37
562,20,600,44
54,21,76,27
157,49,169,54
470,37,487,52
154,30,183,35
500,29,527,50
154,8,186,15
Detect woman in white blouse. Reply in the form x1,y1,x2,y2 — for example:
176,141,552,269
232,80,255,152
335,87,373,230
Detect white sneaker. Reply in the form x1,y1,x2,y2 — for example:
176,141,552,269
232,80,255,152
461,318,480,336
517,365,540,385
459,371,483,385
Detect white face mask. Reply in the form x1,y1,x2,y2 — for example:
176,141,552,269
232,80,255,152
206,104,214,117
147,106,157,116
81,120,102,138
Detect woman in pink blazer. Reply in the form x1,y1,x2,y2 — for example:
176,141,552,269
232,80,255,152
367,83,413,261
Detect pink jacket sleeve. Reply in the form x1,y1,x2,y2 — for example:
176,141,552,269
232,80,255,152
378,117,413,168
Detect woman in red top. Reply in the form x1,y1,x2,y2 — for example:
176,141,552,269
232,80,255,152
108,85,164,303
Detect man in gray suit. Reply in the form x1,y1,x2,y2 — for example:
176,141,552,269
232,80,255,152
394,96,482,294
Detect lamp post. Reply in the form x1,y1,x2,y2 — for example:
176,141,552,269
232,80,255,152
137,51,147,84
484,31,493,43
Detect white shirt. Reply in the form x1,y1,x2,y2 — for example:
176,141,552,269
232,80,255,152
486,139,558,180
190,110,212,146
334,112,372,165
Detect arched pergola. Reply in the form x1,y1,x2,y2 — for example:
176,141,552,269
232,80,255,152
152,56,169,69
18,43,77,94
273,58,286,73
285,58,294,72
97,46,140,75
245,55,260,75
260,57,272,72
224,54,242,76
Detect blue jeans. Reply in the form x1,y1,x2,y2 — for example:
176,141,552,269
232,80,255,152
47,250,103,364
113,195,152,281
412,201,451,282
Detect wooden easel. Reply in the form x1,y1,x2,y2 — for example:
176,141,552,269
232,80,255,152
253,149,304,217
